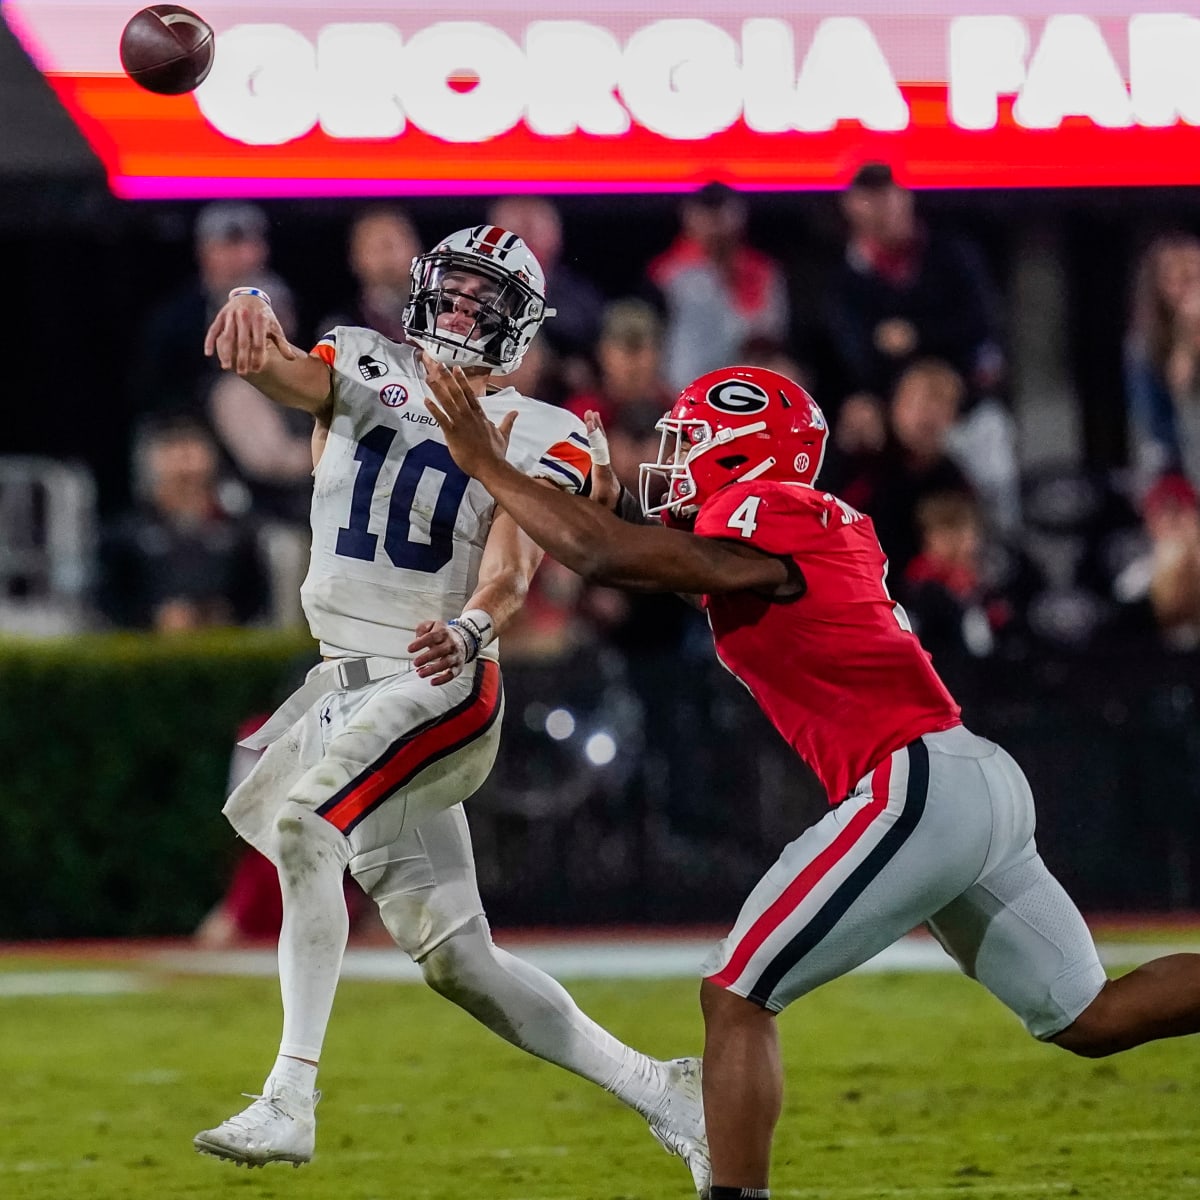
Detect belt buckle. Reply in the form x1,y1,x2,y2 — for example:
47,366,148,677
337,658,371,690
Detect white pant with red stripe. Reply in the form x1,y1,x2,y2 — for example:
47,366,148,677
703,725,1107,1039
223,658,503,957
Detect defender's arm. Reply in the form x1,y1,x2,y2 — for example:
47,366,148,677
475,466,787,594
423,360,789,595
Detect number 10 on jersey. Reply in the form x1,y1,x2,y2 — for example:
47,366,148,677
335,426,470,573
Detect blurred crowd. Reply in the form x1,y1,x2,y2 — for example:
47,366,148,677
4,166,1200,698
63,168,1196,668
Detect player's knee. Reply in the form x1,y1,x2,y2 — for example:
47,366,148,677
1047,983,1122,1058
701,976,772,1026
420,938,468,996
419,926,494,1009
273,800,346,876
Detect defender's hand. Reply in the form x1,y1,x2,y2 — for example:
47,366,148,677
422,352,515,477
584,410,621,509
204,295,298,375
409,619,468,686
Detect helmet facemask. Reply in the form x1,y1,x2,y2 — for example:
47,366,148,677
405,249,549,374
639,416,771,522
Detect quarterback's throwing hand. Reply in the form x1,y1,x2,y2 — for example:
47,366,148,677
422,352,515,478
204,294,298,375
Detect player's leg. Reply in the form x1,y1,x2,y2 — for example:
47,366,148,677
197,728,342,1166
699,979,780,1193
198,663,498,1166
351,804,709,1194
193,802,350,1167
701,734,995,1193
273,657,501,1070
927,739,1200,1057
1054,955,1200,1056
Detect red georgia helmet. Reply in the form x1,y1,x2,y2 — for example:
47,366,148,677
639,366,828,522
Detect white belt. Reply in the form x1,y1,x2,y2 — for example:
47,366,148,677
239,656,413,751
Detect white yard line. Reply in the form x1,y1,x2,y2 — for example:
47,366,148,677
151,935,1200,983
0,970,146,997
2,936,1198,996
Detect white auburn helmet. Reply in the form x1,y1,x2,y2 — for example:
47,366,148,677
404,225,555,375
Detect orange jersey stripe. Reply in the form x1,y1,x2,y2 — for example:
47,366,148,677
545,439,592,478
319,660,502,834
312,342,336,366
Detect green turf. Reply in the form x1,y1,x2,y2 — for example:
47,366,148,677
1,958,1198,1199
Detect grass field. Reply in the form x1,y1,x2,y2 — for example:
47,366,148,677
2,937,1199,1200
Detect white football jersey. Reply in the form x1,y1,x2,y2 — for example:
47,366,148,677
301,328,591,659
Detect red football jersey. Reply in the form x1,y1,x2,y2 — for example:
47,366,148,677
695,481,961,804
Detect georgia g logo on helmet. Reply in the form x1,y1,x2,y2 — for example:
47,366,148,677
639,365,830,523
705,379,770,415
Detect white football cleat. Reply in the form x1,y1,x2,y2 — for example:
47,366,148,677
193,1087,319,1167
647,1057,711,1197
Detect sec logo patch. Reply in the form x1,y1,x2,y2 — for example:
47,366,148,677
379,384,409,408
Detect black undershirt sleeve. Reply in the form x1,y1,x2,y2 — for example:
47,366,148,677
613,485,652,526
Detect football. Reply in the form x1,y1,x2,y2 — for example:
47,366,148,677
119,5,215,95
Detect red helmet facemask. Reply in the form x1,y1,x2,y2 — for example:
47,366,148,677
638,366,829,522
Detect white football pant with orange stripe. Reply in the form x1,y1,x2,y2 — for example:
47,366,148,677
225,657,502,869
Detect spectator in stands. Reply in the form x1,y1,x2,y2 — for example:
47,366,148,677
488,195,606,398
564,304,701,663
1112,473,1200,652
828,161,1004,400
314,204,422,344
832,358,975,576
824,390,889,491
206,383,312,529
206,373,313,630
128,202,295,421
565,299,673,489
96,415,269,631
737,335,814,392
647,181,790,392
900,491,1014,711
507,302,672,664
1124,231,1200,492
826,162,1017,530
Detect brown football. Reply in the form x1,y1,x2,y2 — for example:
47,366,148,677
119,5,215,95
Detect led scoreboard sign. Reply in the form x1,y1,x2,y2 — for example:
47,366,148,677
6,0,1200,198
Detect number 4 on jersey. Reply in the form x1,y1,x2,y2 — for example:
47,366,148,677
726,495,762,539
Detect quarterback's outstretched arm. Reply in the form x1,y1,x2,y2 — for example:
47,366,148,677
205,294,334,420
423,359,790,596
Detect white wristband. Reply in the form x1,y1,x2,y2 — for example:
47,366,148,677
460,608,495,646
228,286,272,307
449,608,495,662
